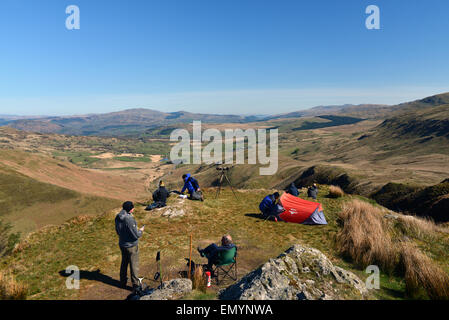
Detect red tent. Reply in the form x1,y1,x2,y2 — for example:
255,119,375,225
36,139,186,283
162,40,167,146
279,193,327,225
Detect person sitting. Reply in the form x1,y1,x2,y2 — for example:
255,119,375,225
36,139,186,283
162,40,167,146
259,192,284,221
181,174,204,201
307,183,318,200
285,182,299,196
197,235,237,272
145,180,170,210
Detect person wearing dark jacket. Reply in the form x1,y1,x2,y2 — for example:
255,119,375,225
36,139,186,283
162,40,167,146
307,183,318,200
259,192,284,221
286,182,299,196
197,235,237,271
181,173,204,201
115,201,144,290
146,181,170,210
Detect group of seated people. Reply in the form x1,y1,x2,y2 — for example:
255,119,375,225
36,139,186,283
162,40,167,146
143,177,319,277
145,173,204,210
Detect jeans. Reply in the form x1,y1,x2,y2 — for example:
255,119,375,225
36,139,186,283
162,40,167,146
119,245,139,288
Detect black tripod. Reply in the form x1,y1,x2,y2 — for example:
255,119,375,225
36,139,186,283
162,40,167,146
215,167,238,200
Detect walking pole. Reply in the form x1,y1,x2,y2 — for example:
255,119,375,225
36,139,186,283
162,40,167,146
155,251,163,287
188,234,193,279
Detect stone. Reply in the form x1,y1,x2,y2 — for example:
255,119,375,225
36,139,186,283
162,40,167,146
219,244,367,300
140,278,192,300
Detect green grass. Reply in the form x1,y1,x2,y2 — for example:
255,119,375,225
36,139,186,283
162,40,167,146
113,156,151,163
52,151,101,167
1,186,415,300
0,165,121,235
0,167,78,217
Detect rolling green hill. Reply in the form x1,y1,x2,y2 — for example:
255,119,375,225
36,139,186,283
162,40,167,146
0,164,121,235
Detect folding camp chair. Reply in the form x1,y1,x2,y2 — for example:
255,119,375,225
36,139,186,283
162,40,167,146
212,247,237,285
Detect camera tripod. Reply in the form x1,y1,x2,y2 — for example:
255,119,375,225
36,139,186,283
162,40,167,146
215,167,238,200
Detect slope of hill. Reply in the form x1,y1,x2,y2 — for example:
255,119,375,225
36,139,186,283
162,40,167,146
268,104,391,120
0,149,147,202
0,163,121,235
390,92,449,114
2,187,448,300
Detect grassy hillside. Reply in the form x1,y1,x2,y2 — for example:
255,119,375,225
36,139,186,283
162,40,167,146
2,187,448,300
0,164,121,235
0,149,149,201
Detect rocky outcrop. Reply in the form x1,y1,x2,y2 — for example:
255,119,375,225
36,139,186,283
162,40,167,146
160,207,186,218
219,244,367,300
140,278,192,300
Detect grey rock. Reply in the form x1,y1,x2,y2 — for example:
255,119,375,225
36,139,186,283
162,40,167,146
384,213,399,220
219,244,367,300
161,208,186,218
140,278,192,300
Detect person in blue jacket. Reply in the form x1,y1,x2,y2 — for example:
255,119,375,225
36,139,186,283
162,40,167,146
181,173,204,201
259,192,284,221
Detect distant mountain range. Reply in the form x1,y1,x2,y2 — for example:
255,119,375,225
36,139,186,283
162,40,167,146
1,92,448,136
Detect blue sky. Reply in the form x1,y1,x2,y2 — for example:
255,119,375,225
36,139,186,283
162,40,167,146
1,0,448,116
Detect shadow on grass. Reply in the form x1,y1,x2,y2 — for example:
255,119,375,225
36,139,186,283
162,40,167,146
245,213,281,222
244,213,266,221
58,269,133,291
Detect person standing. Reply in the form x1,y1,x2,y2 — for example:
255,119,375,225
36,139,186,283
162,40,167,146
115,201,144,290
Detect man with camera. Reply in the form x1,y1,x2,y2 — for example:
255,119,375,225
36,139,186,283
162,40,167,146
115,201,145,290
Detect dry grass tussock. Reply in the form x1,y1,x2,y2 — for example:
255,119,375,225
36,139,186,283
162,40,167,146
0,271,28,300
336,200,449,299
192,265,207,292
395,214,448,239
328,185,345,198
399,242,449,299
336,200,397,272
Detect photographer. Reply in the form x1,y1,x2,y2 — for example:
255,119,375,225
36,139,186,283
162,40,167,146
181,173,204,201
115,201,144,290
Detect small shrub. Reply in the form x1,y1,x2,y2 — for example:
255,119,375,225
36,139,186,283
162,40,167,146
329,185,345,198
0,271,28,300
192,265,206,292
